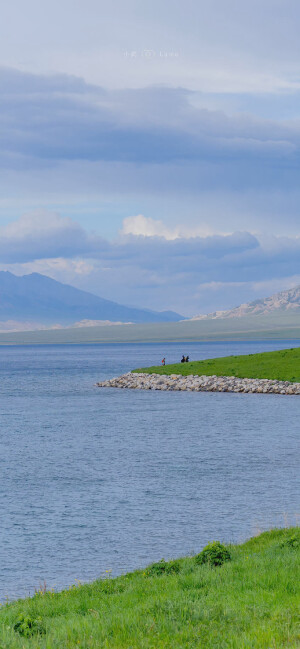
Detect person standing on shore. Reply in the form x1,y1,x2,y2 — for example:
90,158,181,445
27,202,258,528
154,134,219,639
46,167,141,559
162,357,166,366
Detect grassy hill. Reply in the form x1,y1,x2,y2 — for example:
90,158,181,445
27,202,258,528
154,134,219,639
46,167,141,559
134,347,300,382
0,528,299,648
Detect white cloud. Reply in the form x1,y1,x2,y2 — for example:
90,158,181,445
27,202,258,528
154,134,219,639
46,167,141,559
121,215,215,240
2,210,79,239
0,209,106,262
2,257,93,276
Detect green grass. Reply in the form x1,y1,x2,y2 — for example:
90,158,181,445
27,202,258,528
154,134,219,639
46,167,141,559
133,347,300,382
0,528,299,648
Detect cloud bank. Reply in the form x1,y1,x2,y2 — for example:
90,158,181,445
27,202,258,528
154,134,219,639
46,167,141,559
1,69,299,170
1,211,300,315
1,66,300,240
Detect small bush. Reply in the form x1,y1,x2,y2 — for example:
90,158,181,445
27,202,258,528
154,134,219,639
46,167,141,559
146,559,180,576
195,541,231,567
279,533,300,550
13,613,45,637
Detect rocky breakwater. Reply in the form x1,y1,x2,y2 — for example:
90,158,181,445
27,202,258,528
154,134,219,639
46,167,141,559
97,373,300,395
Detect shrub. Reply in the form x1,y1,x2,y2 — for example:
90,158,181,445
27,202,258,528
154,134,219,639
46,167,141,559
146,559,180,576
195,541,231,567
279,533,300,550
13,613,45,637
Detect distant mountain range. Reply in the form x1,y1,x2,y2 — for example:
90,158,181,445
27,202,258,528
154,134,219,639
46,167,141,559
0,272,183,329
191,285,300,320
1,272,299,335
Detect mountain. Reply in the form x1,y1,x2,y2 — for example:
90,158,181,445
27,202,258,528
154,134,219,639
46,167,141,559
0,272,183,326
191,285,300,320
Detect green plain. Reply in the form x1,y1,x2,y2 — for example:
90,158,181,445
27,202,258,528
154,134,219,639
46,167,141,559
133,346,300,382
0,528,299,648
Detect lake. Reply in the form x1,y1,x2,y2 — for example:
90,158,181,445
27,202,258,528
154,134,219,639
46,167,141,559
0,340,299,601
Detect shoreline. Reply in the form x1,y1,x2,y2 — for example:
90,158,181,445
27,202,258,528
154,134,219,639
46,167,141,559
97,372,300,394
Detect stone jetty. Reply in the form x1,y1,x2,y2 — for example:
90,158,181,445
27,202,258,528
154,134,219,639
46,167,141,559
97,372,300,395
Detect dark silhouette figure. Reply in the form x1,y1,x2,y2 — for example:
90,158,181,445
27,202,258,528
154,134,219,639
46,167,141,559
162,357,166,366
185,355,189,362
181,355,186,363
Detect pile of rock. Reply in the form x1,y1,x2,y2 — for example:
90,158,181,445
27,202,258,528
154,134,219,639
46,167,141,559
97,372,300,395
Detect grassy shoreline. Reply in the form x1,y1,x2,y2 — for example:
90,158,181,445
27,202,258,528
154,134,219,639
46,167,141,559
133,347,300,383
0,528,299,648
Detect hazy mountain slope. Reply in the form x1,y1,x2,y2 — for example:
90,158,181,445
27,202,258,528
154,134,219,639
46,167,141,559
191,285,300,320
0,272,183,324
0,311,300,345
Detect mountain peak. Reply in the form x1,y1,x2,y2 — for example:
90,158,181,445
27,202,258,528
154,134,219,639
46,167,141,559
0,271,183,325
191,284,300,320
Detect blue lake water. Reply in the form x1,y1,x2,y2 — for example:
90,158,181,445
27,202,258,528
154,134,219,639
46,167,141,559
0,340,299,601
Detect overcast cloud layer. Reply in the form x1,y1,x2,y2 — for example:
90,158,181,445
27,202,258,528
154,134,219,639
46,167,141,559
1,66,300,237
0,1,299,313
2,0,300,93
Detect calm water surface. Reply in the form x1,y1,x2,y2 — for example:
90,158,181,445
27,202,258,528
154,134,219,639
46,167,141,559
0,340,299,601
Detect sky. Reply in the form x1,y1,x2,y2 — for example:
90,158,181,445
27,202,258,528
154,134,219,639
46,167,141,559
0,0,300,316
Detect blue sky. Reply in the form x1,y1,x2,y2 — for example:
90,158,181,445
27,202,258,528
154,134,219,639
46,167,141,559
0,0,300,315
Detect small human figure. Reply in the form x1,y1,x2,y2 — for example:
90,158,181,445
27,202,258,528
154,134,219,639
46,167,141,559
185,355,189,362
181,355,186,363
162,357,166,366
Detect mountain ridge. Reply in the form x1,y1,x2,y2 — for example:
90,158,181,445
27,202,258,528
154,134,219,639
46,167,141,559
191,284,300,320
0,271,183,326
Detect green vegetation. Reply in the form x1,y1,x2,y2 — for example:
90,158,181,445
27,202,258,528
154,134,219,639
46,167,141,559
134,346,300,382
13,614,45,638
195,541,231,567
0,528,299,648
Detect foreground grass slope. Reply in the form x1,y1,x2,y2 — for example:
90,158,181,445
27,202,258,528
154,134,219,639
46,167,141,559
0,528,299,648
134,347,300,382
